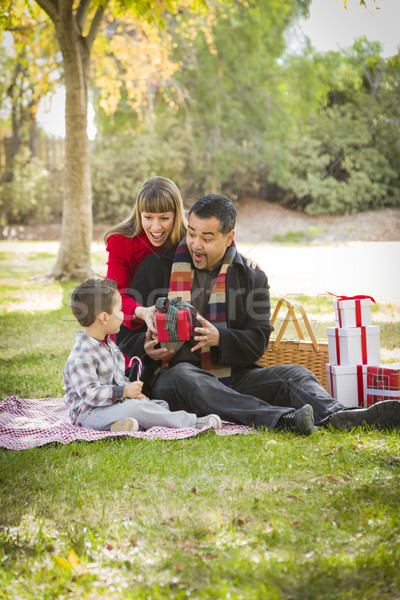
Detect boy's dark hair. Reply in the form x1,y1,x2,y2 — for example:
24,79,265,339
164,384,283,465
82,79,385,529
189,194,236,235
71,279,118,327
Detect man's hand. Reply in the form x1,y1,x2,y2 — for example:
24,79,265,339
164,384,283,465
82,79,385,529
192,314,220,352
144,329,176,361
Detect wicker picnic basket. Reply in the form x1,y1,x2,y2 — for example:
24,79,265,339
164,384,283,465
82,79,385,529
257,297,329,391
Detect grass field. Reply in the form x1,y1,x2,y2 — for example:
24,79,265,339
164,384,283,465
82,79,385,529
1,244,400,599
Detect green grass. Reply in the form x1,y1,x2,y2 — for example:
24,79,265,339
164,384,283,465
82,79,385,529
272,227,326,244
1,432,400,599
1,245,400,599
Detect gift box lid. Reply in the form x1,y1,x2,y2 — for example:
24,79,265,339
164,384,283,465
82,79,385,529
327,326,380,337
367,362,400,374
334,298,372,309
325,364,372,376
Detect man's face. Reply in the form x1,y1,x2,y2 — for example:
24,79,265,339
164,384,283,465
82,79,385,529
186,213,234,271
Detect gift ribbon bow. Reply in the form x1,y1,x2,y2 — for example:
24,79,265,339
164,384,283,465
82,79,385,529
155,296,195,342
327,292,376,303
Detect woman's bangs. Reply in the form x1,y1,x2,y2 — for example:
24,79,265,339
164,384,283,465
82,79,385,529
138,193,175,215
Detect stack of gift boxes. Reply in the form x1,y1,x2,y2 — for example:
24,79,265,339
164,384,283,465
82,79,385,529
325,296,400,407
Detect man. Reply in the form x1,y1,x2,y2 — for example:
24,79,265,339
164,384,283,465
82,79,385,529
116,194,400,435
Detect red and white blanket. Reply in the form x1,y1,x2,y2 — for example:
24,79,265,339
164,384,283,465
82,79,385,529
0,396,256,450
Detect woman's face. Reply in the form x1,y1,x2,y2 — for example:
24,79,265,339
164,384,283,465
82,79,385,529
141,211,175,247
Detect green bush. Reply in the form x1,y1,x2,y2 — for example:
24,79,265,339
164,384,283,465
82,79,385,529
0,147,63,225
274,104,400,215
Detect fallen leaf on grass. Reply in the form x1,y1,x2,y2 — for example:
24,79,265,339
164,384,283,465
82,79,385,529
54,550,87,576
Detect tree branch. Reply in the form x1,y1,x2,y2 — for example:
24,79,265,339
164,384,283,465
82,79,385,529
354,57,384,96
35,0,59,22
86,1,109,52
75,0,92,34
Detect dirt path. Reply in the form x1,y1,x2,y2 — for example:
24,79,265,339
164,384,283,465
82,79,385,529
1,199,399,243
234,198,400,243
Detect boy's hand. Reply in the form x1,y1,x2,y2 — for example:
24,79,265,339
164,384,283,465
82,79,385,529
123,380,144,399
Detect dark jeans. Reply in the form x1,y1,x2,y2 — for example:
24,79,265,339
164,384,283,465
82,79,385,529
150,363,344,429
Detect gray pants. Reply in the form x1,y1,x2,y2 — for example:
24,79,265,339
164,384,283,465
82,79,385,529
77,398,197,431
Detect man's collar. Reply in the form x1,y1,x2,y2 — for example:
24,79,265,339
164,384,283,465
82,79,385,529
233,250,246,269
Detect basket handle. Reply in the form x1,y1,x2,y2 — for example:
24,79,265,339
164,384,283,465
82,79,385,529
270,297,320,351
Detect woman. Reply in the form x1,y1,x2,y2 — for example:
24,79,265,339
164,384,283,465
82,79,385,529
105,176,187,334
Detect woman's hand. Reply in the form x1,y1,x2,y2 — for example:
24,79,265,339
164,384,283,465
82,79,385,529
135,305,157,334
245,256,262,271
192,314,220,352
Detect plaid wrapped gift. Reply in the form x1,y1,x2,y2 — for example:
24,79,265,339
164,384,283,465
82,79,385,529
155,296,195,343
366,363,400,407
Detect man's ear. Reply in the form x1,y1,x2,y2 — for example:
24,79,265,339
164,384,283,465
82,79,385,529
225,229,235,247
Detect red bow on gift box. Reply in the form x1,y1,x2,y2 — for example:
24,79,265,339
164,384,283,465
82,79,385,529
327,292,376,303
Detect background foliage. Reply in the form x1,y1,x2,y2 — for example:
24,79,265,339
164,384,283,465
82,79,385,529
1,1,400,225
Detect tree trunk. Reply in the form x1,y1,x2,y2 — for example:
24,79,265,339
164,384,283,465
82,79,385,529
49,12,93,281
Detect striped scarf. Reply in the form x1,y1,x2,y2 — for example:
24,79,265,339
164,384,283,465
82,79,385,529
168,237,236,387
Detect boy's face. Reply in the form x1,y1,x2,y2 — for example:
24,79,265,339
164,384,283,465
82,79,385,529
105,292,124,335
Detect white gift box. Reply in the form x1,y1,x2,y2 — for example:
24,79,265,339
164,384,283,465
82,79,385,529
327,326,380,366
333,298,372,328
326,364,370,408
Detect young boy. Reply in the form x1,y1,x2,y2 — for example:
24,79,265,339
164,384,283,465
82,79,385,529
63,279,222,432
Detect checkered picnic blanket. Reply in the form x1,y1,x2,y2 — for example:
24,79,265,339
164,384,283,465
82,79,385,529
0,396,256,450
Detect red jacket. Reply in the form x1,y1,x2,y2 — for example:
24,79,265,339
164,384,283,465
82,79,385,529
106,231,163,329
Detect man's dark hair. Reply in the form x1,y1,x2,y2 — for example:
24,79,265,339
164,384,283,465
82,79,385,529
70,279,118,327
189,194,236,235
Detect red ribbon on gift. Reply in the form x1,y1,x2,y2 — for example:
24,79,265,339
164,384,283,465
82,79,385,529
361,327,367,364
335,329,341,365
357,365,364,407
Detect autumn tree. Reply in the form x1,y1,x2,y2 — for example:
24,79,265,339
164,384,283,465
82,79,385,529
0,5,59,175
2,0,208,281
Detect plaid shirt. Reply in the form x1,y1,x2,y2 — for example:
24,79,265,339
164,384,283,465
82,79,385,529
63,331,130,423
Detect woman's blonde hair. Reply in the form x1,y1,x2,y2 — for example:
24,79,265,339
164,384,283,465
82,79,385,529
104,177,187,245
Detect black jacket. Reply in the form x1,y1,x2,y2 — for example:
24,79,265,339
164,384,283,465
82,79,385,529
116,245,274,385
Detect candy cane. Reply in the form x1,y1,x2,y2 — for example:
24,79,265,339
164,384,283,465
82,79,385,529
128,356,142,381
